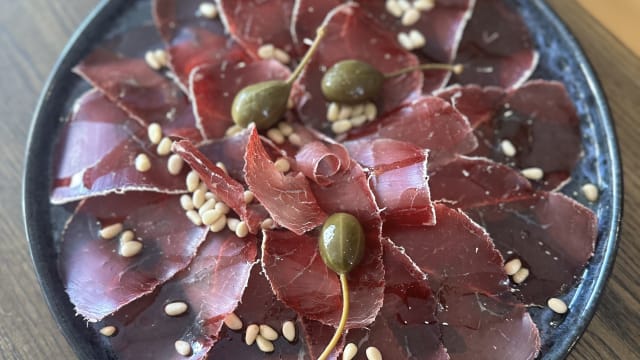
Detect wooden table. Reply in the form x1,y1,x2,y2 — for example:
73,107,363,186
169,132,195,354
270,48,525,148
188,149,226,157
1,0,638,358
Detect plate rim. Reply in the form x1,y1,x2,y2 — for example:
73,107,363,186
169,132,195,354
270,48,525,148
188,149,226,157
23,0,624,359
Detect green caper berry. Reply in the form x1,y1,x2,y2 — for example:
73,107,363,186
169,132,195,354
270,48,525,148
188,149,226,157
318,212,365,275
231,80,292,130
321,60,385,104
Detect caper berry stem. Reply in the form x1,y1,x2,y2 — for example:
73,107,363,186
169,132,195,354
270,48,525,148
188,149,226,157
318,273,350,360
384,63,464,78
285,26,327,85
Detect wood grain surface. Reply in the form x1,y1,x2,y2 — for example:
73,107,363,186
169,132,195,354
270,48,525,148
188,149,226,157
0,0,638,359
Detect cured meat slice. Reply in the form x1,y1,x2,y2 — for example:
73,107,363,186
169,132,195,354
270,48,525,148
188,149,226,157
196,128,252,181
290,0,341,54
358,0,475,93
293,3,422,133
51,91,187,204
295,141,351,186
345,239,448,360
190,59,291,139
429,156,532,209
58,192,209,321
346,96,477,167
387,205,540,359
439,81,581,190
243,128,327,235
172,139,267,233
345,139,436,226
101,230,257,359
466,192,597,304
218,0,296,57
73,26,201,141
452,0,538,89
262,227,384,328
436,84,505,128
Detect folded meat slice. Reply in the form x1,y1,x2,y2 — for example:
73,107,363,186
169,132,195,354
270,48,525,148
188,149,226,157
292,3,422,133
73,26,201,141
58,192,209,321
466,192,597,304
345,239,448,360
190,59,291,139
51,90,187,204
438,81,582,190
295,141,351,187
217,0,296,57
452,0,538,89
428,156,533,209
172,139,268,233
346,96,477,167
386,205,540,360
345,138,436,226
99,230,256,359
358,0,475,93
243,127,327,234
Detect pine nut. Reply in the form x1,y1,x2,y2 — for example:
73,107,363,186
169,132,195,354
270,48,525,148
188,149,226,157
120,240,143,258
274,158,291,173
401,8,420,26
512,267,530,284
259,324,278,341
581,183,599,202
201,208,223,226
364,102,377,121
227,217,240,232
521,167,544,181
243,190,255,204
180,194,194,210
257,44,275,59
99,223,123,240
547,297,568,314
174,340,192,356
504,258,522,276
385,0,403,17
235,221,249,238
205,192,217,200
147,123,162,144
331,119,353,134
350,115,367,127
278,122,294,136
413,0,435,11
397,0,411,11
256,335,275,353
338,105,352,120
153,49,168,67
351,104,365,117
267,128,285,145
224,313,243,330
216,161,228,175
135,153,152,172
398,32,413,50
500,139,517,157
119,230,135,243
167,154,184,175
327,102,340,122
273,49,291,64
215,202,230,214
186,171,200,192
144,51,161,70
156,137,173,156
261,218,275,230
199,2,218,19
210,214,227,232
366,346,383,360
225,124,243,137
288,133,302,146
192,189,206,209
282,321,296,342
186,210,202,226
245,324,260,345
343,343,358,360
408,29,426,48
164,301,188,316
198,199,217,215
99,326,117,337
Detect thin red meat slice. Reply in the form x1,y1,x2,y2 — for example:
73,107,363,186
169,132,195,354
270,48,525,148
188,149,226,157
428,156,533,209
243,128,327,234
100,230,257,359
346,96,477,167
452,0,538,89
387,205,540,359
290,0,341,54
292,3,422,133
345,138,436,226
51,91,187,204
262,227,384,329
439,81,582,190
466,192,597,304
172,139,267,233
190,59,291,139
295,141,351,186
345,239,448,360
358,0,475,93
73,26,201,141
196,128,252,181
58,192,209,321
218,0,296,57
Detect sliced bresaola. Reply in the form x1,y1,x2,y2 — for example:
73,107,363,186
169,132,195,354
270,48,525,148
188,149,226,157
439,81,582,190
428,156,532,209
358,0,475,93
172,139,267,233
190,59,291,139
73,26,201,141
51,90,187,204
292,3,422,133
452,0,538,89
387,205,540,359
466,192,597,304
243,127,327,234
345,138,436,226
345,239,448,360
295,141,351,186
58,192,209,321
217,0,296,57
346,96,477,167
290,0,341,54
101,229,257,359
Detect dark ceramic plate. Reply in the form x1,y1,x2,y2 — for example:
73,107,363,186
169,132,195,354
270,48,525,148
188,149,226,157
24,0,623,359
